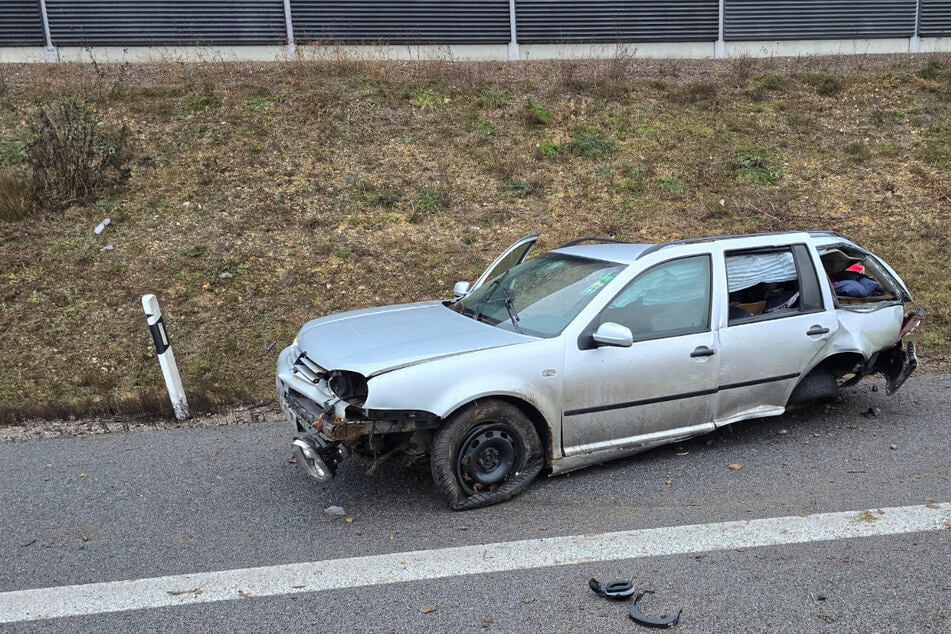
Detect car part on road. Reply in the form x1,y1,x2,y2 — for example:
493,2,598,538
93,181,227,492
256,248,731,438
588,578,636,599
292,434,344,483
629,590,682,628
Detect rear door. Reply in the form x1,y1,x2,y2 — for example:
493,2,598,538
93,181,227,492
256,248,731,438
715,243,836,424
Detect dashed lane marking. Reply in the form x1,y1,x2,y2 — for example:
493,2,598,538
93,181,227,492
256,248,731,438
1,502,947,623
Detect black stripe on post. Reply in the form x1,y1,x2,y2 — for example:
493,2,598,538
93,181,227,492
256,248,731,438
149,318,170,355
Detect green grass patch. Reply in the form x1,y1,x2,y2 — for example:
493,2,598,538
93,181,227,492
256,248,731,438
0,138,27,166
735,149,781,185
524,101,554,126
569,125,614,159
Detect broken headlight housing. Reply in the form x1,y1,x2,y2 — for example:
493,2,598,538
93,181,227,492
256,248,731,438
328,370,368,405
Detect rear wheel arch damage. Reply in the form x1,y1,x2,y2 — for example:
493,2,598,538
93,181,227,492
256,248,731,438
787,371,839,407
431,398,546,510
787,352,866,406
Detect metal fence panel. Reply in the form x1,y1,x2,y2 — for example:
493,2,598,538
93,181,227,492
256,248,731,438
0,0,45,46
290,1,511,44
45,0,287,46
515,1,719,43
920,1,951,36
725,1,917,40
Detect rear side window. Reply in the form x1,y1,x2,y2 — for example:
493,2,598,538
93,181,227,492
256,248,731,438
726,244,822,324
600,255,712,341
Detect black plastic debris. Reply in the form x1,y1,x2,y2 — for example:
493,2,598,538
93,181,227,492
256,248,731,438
862,407,878,419
629,590,682,629
589,577,635,600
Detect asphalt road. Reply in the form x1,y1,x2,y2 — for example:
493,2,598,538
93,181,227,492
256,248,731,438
1,375,949,632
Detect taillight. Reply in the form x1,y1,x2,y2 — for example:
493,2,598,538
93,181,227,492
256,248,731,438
898,311,924,339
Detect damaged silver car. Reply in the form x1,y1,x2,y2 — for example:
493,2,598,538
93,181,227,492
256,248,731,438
277,232,923,510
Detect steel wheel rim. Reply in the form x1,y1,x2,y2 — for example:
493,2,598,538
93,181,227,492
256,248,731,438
456,423,523,495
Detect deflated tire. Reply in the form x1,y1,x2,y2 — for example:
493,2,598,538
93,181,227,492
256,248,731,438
431,400,543,510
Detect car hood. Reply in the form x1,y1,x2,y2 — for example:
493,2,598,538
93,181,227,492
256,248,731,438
295,301,531,377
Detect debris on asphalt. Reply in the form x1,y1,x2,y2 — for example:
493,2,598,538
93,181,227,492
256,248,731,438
419,605,437,614
629,590,682,628
588,577,636,600
890,444,898,450
727,463,743,471
323,505,345,516
862,407,878,419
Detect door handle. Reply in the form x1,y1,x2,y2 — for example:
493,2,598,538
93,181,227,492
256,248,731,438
690,346,716,358
806,325,830,336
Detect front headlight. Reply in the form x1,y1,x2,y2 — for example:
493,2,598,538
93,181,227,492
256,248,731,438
328,370,368,405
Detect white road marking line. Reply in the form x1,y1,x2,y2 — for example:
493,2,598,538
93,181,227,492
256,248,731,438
1,502,947,623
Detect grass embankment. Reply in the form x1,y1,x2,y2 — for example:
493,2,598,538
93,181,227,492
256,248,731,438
0,55,949,423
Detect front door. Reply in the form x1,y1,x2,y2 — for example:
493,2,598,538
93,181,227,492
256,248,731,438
561,255,718,456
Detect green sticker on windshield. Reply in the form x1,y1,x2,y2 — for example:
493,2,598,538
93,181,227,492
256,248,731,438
582,271,618,295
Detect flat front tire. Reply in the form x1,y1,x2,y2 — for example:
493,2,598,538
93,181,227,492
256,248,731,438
431,400,543,511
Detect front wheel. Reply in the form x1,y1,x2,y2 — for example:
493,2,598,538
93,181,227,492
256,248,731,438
431,400,543,511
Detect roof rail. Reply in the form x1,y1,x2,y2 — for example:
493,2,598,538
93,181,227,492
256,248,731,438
558,236,632,248
634,230,839,260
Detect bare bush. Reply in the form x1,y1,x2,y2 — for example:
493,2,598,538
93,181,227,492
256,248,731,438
27,98,132,212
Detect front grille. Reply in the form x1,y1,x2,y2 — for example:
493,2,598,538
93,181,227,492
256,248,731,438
293,352,326,384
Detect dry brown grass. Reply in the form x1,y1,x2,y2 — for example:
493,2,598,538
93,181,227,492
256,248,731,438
1,54,949,423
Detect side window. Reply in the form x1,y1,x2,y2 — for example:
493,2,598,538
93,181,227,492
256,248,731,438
726,247,808,323
601,255,712,341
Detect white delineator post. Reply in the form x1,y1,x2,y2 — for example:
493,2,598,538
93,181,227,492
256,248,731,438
141,294,189,420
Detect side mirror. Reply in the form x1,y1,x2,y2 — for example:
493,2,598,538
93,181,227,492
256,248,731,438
453,281,472,298
592,322,633,348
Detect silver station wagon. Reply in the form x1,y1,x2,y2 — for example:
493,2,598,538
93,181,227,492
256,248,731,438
277,232,923,509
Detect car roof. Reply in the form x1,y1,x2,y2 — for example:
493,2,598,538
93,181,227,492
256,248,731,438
552,243,654,264
551,230,848,265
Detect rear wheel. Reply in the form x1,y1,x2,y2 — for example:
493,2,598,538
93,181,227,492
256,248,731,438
431,400,543,511
787,372,839,406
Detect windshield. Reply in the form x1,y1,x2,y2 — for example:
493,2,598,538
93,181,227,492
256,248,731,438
452,253,624,337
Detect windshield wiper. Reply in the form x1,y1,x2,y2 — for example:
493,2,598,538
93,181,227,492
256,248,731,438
498,284,522,334
468,271,521,332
